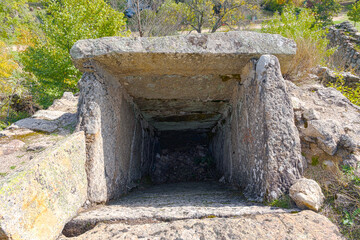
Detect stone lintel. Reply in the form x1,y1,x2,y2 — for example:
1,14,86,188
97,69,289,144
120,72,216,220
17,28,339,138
70,31,296,76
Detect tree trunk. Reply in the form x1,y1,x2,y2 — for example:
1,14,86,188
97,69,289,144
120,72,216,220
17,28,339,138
136,0,143,37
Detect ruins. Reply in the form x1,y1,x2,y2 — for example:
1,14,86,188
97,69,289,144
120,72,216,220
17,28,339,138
71,31,304,203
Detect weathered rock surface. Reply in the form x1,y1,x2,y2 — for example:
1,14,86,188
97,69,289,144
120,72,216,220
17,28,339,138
6,92,78,134
60,182,343,240
317,66,360,88
72,31,300,203
327,21,360,74
0,92,80,178
211,55,303,201
289,178,325,211
0,132,87,240
71,31,296,76
287,81,360,174
59,211,344,240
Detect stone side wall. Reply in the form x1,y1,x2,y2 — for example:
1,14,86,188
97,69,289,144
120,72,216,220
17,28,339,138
327,21,360,74
76,64,158,204
210,55,304,201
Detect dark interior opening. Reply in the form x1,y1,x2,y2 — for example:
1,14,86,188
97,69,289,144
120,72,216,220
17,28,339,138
150,130,219,184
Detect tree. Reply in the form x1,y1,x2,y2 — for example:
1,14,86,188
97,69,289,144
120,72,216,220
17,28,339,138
183,0,259,33
306,0,341,26
20,0,129,107
347,1,360,27
127,0,185,37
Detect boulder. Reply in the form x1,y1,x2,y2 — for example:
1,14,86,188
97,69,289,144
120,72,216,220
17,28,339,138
0,132,87,240
302,119,341,155
289,178,325,212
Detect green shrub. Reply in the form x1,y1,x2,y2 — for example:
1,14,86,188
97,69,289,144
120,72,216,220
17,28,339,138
305,0,341,26
327,73,360,107
20,0,129,108
262,6,333,79
347,1,360,27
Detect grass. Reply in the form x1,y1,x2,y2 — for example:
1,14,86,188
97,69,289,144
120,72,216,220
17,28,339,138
333,14,360,31
311,156,320,166
10,166,16,170
305,164,360,239
0,172,7,177
269,195,294,209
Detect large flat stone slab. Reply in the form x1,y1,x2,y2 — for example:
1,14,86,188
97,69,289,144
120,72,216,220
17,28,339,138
60,182,343,240
60,211,343,240
0,132,87,240
70,31,296,76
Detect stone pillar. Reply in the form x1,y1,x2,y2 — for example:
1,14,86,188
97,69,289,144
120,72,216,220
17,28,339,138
211,55,303,201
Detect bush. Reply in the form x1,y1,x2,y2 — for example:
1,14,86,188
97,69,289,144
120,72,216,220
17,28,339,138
21,0,129,108
347,1,360,27
261,6,333,79
327,73,360,107
305,0,341,26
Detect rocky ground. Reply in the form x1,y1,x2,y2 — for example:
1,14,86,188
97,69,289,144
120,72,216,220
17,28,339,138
59,182,343,240
151,145,218,184
0,92,78,178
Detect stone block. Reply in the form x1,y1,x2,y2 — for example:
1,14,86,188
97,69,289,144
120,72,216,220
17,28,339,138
0,132,87,240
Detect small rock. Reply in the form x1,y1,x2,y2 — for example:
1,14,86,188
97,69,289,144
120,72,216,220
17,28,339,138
289,178,324,212
339,135,358,153
322,160,335,170
303,108,320,121
219,176,225,183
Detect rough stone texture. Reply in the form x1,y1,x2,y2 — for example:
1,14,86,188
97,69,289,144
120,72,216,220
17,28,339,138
0,92,80,179
60,211,343,240
63,181,293,236
71,31,296,132
72,32,299,203
289,178,325,212
287,81,360,175
317,66,360,88
6,92,78,134
210,55,303,201
76,71,158,203
327,21,360,74
0,132,87,240
71,31,296,75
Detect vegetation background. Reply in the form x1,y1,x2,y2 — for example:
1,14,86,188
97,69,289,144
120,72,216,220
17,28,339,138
0,0,359,238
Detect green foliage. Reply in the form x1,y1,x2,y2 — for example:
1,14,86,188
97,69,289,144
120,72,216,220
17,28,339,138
327,73,360,107
342,165,360,186
0,0,34,40
306,0,341,26
269,195,293,209
21,0,129,107
311,156,320,166
347,1,360,27
261,6,333,77
263,0,305,13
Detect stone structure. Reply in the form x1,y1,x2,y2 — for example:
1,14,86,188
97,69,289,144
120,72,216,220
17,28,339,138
70,31,303,203
327,21,360,74
0,132,87,240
